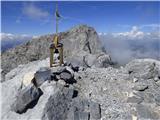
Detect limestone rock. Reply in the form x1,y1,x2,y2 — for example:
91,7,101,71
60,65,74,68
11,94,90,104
94,53,112,68
126,59,159,79
60,72,73,83
42,87,74,120
34,67,51,87
11,84,43,114
67,51,112,69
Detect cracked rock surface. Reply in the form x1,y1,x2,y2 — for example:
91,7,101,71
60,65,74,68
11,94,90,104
1,58,160,120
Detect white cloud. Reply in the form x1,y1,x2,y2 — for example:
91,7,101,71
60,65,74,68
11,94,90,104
113,26,144,39
141,24,160,29
98,32,107,36
99,26,160,65
23,4,49,20
0,33,33,41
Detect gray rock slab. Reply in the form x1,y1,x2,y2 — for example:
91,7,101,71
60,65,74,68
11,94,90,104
11,84,43,114
34,67,51,87
42,87,74,120
60,72,72,80
126,59,159,79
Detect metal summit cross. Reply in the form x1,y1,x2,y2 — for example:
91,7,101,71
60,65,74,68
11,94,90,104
50,3,64,67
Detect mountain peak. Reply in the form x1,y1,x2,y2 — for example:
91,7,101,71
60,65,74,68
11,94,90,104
1,25,111,77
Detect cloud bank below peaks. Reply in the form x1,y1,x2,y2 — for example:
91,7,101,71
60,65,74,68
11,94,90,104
99,26,160,65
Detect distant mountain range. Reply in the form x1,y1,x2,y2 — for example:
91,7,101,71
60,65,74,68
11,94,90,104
1,33,36,51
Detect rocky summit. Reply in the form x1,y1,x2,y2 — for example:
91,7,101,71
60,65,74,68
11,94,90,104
1,25,110,79
1,25,160,120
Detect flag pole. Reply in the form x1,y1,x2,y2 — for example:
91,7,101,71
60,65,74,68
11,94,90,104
56,3,58,34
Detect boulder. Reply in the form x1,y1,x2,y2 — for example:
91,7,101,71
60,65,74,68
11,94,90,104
66,51,112,68
55,66,76,84
94,53,112,68
34,67,51,87
42,86,101,120
42,87,74,120
126,59,159,79
60,72,75,84
11,84,43,114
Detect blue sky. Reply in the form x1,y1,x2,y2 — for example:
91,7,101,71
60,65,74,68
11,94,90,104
1,1,160,35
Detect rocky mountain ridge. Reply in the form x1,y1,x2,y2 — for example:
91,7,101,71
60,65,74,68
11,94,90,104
1,25,111,80
1,25,160,120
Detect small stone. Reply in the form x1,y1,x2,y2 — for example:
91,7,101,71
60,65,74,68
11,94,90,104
60,72,72,81
79,67,85,71
90,102,101,119
74,72,80,80
64,61,72,66
127,96,143,104
56,66,66,74
51,73,57,81
58,79,66,86
155,95,160,106
133,83,148,91
132,114,138,120
60,71,76,84
133,78,138,83
155,81,160,87
66,66,74,77
154,77,159,82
